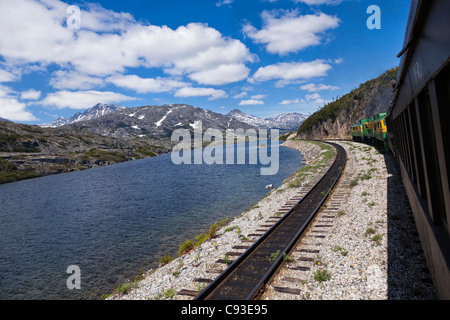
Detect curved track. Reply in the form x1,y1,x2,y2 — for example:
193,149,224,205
195,142,347,300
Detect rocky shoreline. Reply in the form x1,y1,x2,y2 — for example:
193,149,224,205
108,139,436,300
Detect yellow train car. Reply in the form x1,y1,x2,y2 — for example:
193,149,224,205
351,123,363,141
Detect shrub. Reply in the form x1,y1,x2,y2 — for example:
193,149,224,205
164,288,177,299
176,218,230,257
158,253,174,266
177,239,195,256
372,234,382,245
314,269,331,283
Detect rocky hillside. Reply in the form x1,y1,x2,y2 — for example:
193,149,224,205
0,120,170,184
296,67,398,140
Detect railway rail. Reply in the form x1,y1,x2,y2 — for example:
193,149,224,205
194,142,347,300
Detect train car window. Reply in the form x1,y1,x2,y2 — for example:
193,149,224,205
401,113,412,174
434,66,450,226
409,102,426,197
405,106,417,184
417,89,446,226
399,113,408,169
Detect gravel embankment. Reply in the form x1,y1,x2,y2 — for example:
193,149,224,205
109,140,436,300
262,141,436,300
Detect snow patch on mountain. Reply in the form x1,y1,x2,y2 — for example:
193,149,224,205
155,109,174,127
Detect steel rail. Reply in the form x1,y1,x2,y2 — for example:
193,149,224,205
194,142,347,300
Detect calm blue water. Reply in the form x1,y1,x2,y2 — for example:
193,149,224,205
0,142,302,300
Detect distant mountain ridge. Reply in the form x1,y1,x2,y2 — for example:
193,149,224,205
40,104,307,139
0,117,12,123
40,103,126,128
227,109,308,131
66,104,257,139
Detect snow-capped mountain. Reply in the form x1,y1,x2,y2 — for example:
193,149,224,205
67,104,256,139
227,109,308,131
226,109,273,128
38,104,306,139
266,112,309,130
40,103,126,128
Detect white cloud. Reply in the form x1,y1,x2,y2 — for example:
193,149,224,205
252,60,332,83
0,0,73,65
294,0,343,5
239,99,264,106
106,75,188,94
174,87,228,100
188,64,250,85
279,98,304,105
251,94,266,99
243,10,340,55
0,98,38,121
306,93,321,101
233,92,248,99
0,0,254,88
305,92,327,104
0,85,38,121
300,83,339,92
216,0,233,7
41,90,137,109
77,2,136,32
0,68,19,83
49,70,105,90
20,89,41,100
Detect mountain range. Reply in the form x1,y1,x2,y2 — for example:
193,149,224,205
227,109,308,131
41,103,126,128
64,104,256,139
40,104,308,138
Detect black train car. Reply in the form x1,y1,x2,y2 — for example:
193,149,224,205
387,0,450,299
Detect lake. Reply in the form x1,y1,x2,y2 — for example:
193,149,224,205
0,142,303,299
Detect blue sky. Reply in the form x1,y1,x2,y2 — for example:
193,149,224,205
0,0,411,124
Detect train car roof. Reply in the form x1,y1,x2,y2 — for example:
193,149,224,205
394,0,423,97
391,0,450,117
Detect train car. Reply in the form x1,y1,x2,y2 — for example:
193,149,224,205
388,0,450,299
373,112,387,142
351,123,363,141
373,112,389,150
361,117,373,142
351,112,388,149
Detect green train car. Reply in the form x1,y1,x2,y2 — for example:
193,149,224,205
351,123,363,141
351,112,388,150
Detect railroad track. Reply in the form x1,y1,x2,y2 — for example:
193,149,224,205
194,142,347,300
